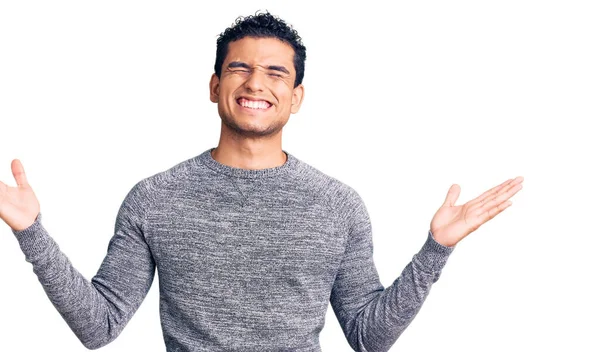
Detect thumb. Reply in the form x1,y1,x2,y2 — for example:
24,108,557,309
11,159,29,187
443,184,461,207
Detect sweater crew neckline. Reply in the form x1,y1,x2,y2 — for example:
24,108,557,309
195,147,299,179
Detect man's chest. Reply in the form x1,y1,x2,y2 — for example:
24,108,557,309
144,195,347,291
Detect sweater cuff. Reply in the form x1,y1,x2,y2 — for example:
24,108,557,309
413,230,455,274
11,212,53,259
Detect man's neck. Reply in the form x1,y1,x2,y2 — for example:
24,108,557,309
210,145,287,170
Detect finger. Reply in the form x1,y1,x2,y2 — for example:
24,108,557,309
443,184,461,207
11,159,29,187
478,178,524,209
469,178,512,206
475,184,521,219
478,199,513,223
470,176,523,206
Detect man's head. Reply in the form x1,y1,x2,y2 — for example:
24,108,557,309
214,12,306,88
209,12,306,139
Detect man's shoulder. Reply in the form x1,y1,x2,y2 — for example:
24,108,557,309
128,153,204,197
293,156,363,209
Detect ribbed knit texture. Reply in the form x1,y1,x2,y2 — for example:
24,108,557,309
12,148,454,351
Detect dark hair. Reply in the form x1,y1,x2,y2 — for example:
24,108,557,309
214,11,306,87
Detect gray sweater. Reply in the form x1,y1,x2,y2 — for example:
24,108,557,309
12,148,454,351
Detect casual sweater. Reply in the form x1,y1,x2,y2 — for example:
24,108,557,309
12,147,454,351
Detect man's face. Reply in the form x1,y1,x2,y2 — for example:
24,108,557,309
210,37,304,138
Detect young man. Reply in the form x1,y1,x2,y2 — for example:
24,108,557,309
0,12,523,351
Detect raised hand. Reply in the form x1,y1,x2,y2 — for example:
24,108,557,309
430,176,524,247
0,159,41,231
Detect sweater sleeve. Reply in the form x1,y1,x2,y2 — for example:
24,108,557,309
330,190,454,352
11,180,156,350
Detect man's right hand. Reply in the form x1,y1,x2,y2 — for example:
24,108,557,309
0,159,41,231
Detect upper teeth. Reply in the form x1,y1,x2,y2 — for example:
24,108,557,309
239,99,270,109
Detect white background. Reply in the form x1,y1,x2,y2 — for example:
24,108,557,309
1,1,598,351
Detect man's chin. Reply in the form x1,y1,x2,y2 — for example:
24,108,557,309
221,121,283,138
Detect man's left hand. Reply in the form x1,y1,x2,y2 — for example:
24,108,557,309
430,176,524,247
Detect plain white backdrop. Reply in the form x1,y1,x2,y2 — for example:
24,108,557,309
1,1,598,351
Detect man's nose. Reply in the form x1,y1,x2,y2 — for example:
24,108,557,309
244,70,267,92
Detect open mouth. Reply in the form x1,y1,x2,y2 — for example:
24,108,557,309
237,97,273,110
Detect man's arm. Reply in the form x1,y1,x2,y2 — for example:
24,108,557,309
11,179,156,349
330,190,453,352
330,177,523,351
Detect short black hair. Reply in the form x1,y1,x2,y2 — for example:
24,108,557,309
214,11,306,87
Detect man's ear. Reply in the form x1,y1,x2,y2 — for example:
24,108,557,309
290,83,305,114
209,73,220,103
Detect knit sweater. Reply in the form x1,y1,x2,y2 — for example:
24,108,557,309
12,148,454,351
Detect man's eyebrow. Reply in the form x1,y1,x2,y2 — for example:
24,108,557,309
267,65,290,75
227,61,251,69
227,62,290,75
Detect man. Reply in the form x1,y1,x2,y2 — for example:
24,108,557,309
0,12,523,351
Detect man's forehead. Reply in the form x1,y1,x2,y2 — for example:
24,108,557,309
225,37,295,67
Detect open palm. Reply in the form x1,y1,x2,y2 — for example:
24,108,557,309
0,159,40,232
430,176,524,247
